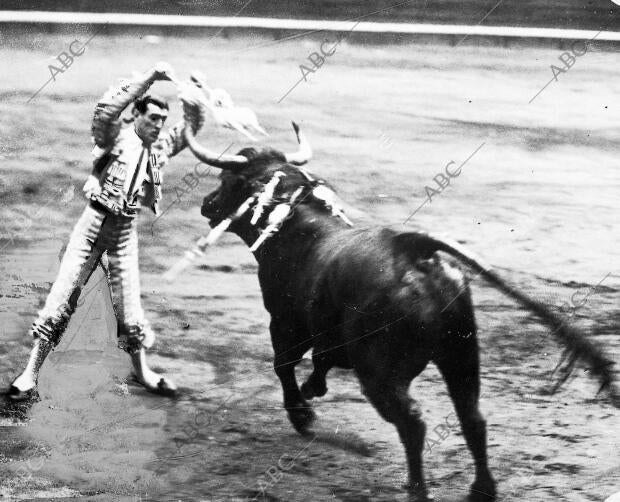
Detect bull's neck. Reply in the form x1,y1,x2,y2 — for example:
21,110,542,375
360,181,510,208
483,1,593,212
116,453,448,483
237,205,341,265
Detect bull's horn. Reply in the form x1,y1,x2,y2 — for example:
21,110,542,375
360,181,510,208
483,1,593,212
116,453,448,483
284,121,312,166
183,126,248,170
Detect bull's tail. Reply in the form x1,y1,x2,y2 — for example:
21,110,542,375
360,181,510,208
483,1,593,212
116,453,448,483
395,231,618,407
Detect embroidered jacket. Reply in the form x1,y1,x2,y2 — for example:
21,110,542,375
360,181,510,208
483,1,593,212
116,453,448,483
87,69,203,216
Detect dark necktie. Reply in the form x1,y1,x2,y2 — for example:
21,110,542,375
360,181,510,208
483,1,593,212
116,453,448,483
127,147,146,201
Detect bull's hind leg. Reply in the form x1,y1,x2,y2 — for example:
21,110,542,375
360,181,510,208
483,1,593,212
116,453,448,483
270,319,316,434
435,342,496,501
359,377,431,502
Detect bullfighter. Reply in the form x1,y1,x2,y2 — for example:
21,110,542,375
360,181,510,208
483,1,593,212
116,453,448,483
8,62,204,400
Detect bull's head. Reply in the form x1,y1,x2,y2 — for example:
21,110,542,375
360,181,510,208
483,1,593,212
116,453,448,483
184,123,319,246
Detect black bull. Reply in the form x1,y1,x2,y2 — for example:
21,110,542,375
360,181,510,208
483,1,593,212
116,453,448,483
186,128,618,501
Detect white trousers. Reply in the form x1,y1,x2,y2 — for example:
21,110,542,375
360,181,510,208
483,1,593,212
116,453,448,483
30,203,154,353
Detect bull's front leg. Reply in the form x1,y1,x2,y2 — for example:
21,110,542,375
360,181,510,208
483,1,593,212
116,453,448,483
270,319,316,435
301,352,331,400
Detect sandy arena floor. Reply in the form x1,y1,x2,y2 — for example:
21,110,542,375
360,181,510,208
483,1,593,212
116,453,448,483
0,31,619,501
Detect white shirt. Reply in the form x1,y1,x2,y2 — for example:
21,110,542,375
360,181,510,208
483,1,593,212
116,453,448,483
92,126,150,200
118,128,149,200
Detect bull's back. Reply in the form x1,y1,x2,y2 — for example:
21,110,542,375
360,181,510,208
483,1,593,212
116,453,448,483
258,224,475,352
307,228,475,341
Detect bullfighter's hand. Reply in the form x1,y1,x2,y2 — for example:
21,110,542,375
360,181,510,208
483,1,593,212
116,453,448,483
151,61,177,83
179,81,204,105
179,83,206,126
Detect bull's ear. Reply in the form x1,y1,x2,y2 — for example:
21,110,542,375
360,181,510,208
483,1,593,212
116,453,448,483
284,121,312,166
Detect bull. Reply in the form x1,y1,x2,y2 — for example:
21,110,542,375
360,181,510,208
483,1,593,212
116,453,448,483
182,123,618,501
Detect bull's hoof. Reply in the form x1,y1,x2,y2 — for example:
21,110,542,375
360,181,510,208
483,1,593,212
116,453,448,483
287,404,316,435
468,479,496,501
300,380,328,400
6,385,39,403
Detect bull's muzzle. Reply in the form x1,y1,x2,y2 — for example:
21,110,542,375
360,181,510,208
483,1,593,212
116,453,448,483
201,191,221,220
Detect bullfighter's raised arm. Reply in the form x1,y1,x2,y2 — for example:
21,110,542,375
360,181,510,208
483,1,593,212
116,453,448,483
91,62,176,152
152,82,206,161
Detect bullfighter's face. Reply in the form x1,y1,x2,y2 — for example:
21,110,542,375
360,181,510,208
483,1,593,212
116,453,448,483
134,103,168,145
